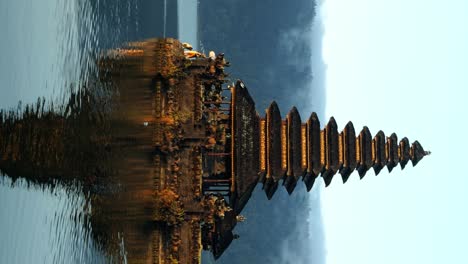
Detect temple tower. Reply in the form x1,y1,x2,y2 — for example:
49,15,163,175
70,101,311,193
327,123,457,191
229,80,430,200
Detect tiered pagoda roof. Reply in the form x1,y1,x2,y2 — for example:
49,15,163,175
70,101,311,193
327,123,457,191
229,80,430,201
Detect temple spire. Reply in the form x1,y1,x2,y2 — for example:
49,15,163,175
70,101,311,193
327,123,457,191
256,101,429,198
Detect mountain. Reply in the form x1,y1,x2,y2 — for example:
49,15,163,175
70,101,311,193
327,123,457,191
199,1,327,263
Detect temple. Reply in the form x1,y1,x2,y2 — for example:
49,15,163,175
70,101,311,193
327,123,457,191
258,104,430,196
0,38,429,264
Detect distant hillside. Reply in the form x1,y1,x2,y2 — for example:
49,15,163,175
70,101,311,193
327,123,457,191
199,0,325,114
199,1,327,264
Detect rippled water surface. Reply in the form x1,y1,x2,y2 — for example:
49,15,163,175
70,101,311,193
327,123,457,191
0,0,174,262
0,178,107,263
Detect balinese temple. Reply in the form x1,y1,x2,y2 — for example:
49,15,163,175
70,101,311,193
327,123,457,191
258,103,429,197
0,38,430,264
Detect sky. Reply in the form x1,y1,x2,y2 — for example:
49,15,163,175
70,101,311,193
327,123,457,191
321,0,468,264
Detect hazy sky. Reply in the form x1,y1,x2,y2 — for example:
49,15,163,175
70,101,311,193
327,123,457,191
321,0,468,263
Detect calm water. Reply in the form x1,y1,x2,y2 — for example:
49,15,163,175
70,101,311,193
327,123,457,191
0,178,107,263
0,0,188,263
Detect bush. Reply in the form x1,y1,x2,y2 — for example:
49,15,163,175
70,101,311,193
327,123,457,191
154,188,184,225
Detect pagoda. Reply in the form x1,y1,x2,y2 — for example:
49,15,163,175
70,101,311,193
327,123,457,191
0,38,429,264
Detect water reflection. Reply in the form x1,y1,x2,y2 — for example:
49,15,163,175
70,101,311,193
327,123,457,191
0,61,163,261
0,177,107,263
1,29,225,263
0,0,170,263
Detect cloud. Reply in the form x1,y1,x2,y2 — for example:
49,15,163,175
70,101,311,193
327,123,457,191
277,185,327,264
